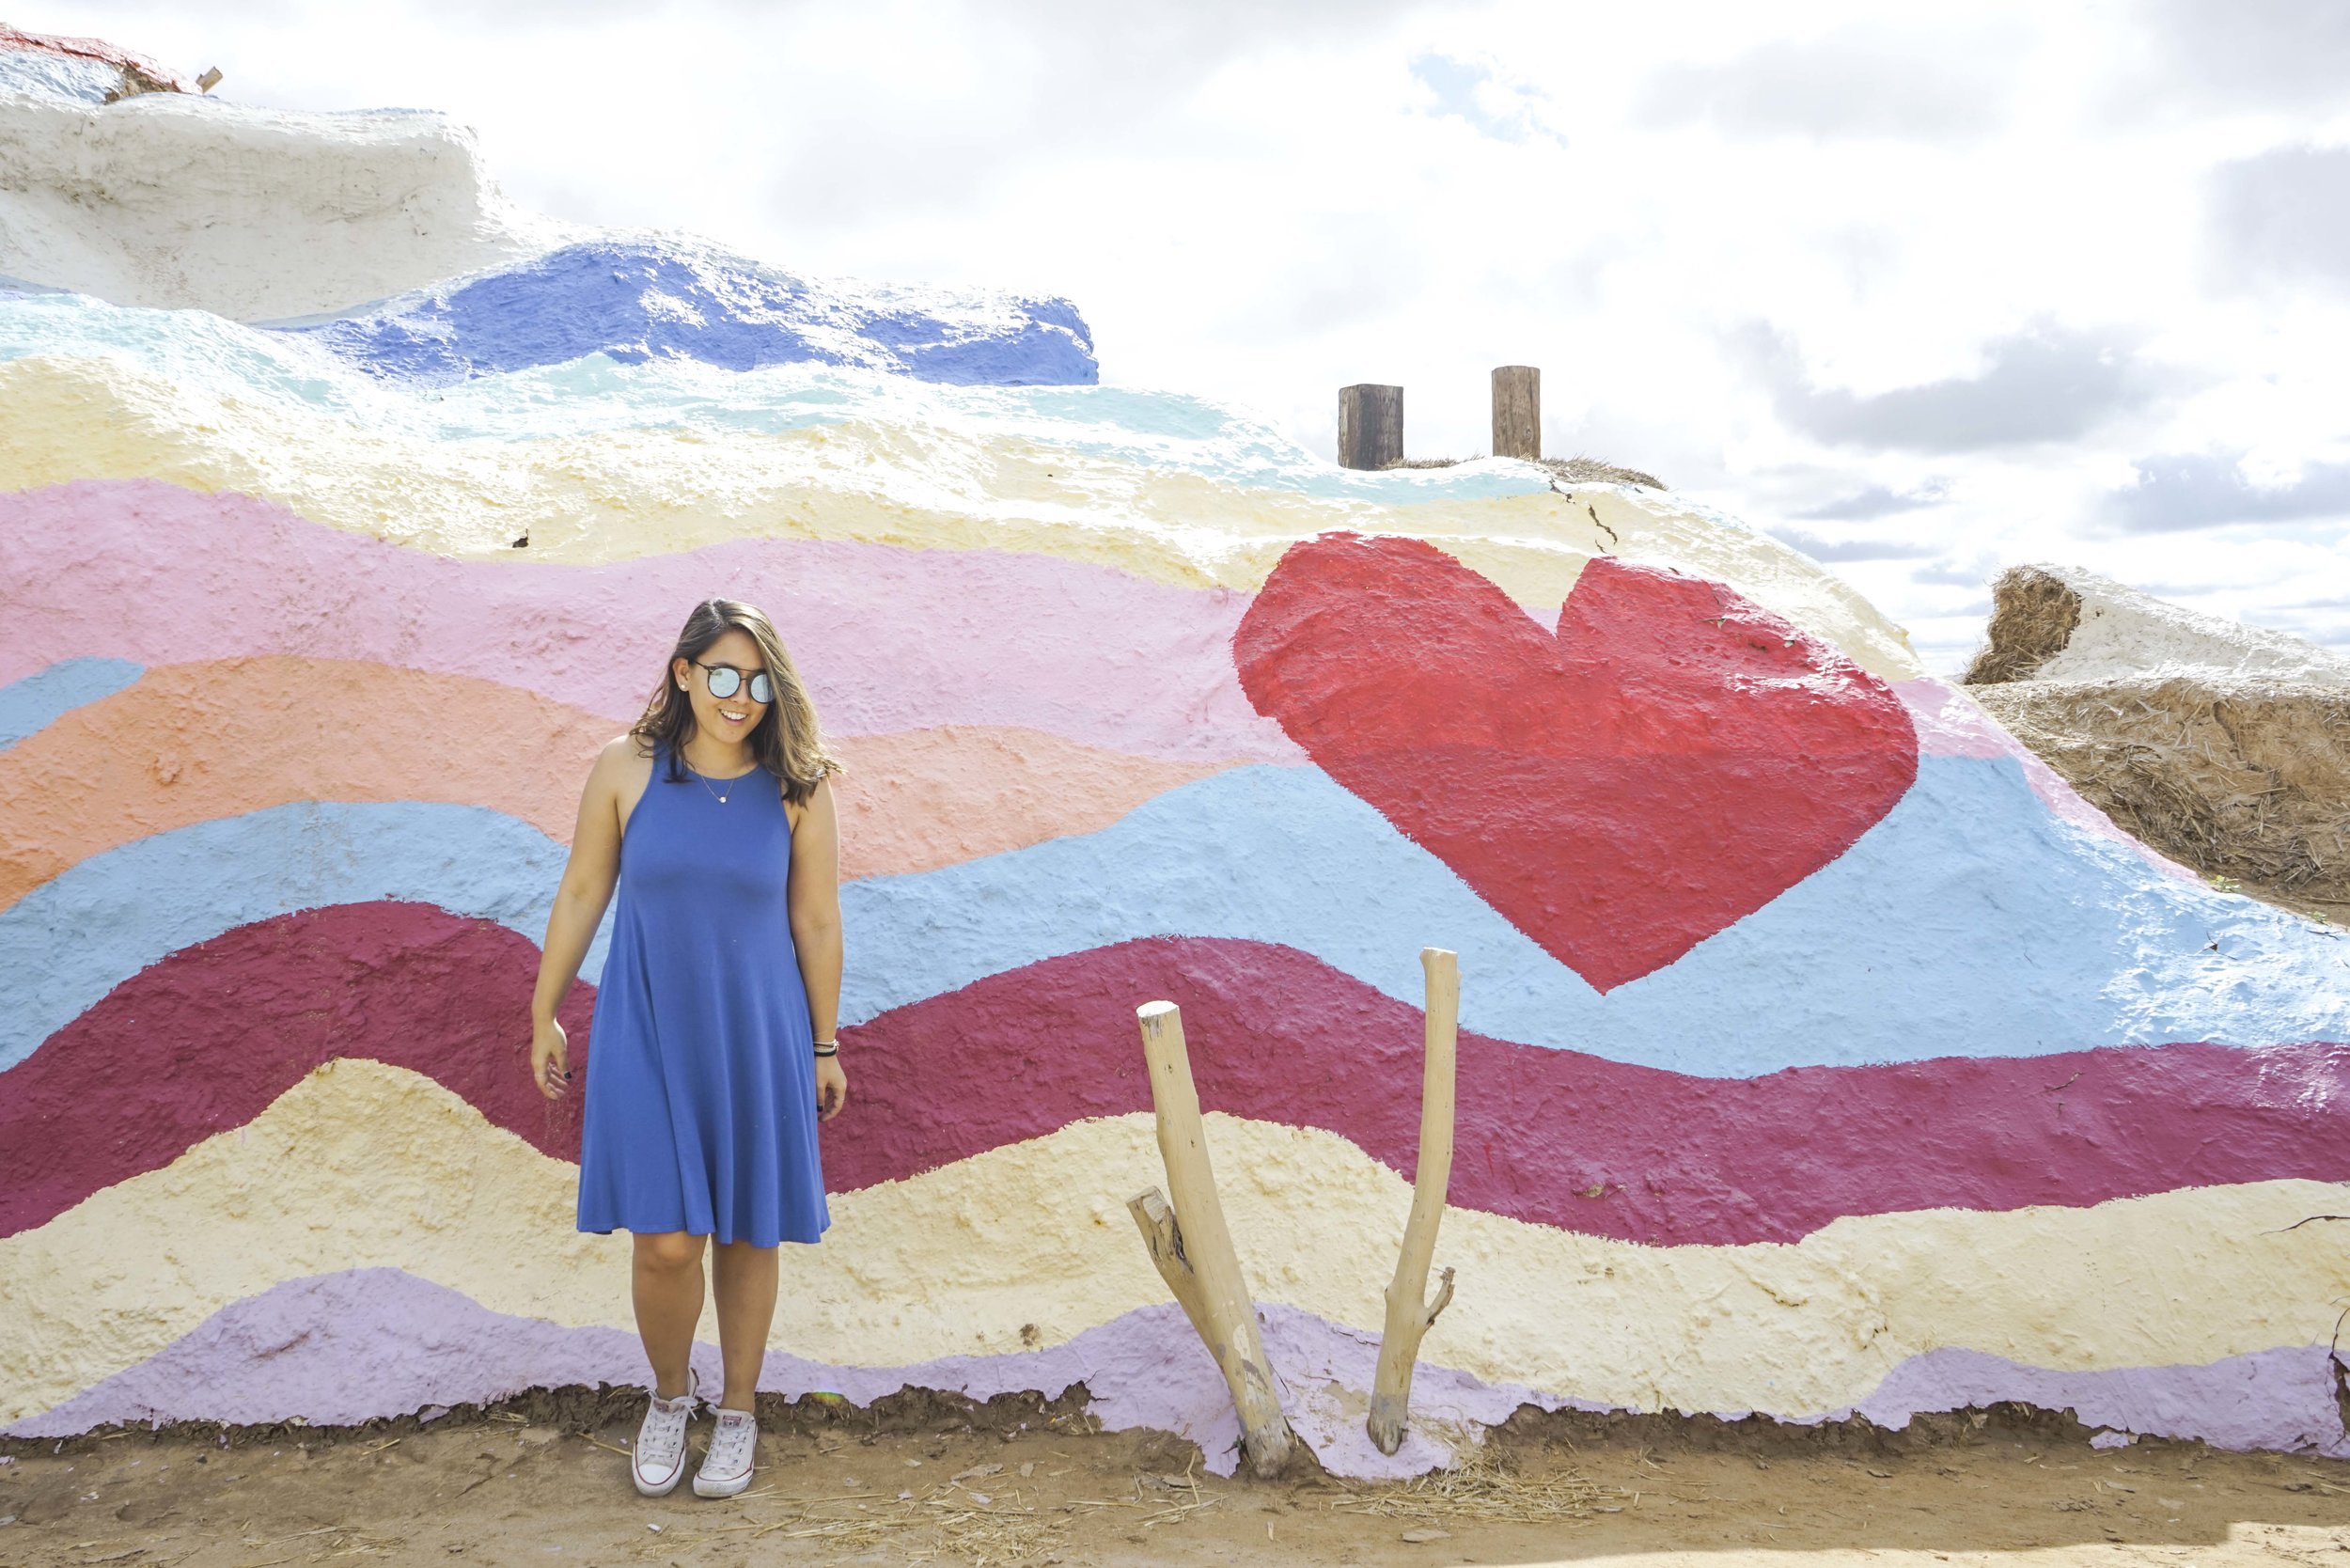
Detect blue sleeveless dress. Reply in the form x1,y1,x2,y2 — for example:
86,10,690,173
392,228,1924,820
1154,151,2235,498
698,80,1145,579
576,746,830,1247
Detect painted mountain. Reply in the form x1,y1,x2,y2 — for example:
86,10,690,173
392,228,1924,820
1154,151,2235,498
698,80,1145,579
4,24,2345,1476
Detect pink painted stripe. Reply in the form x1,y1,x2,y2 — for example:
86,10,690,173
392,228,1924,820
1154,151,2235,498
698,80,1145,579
16,1269,2343,1464
4,483,2027,771
0,480,1295,764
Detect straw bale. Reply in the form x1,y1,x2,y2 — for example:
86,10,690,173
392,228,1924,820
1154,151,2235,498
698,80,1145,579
1963,566,2081,686
1963,563,2348,921
1971,676,2350,921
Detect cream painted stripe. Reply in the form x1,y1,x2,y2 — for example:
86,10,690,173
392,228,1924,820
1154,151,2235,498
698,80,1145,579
8,1060,2336,1428
0,358,1922,680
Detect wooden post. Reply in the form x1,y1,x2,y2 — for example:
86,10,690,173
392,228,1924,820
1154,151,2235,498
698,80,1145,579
1339,384,1403,470
1366,948,1460,1455
1492,366,1540,462
1127,1001,1297,1478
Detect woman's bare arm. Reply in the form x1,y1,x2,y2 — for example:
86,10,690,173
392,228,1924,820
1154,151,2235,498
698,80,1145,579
528,739,632,1097
788,776,847,1118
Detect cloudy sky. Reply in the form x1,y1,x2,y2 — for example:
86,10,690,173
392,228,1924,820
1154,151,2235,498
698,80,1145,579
29,0,2350,670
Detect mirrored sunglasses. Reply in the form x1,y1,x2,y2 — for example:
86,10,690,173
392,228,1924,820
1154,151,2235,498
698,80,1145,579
694,661,774,703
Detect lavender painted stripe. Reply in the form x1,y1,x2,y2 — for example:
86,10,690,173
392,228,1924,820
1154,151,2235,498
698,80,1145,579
1841,1344,2350,1457
2,1269,1478,1478
12,1269,2343,1467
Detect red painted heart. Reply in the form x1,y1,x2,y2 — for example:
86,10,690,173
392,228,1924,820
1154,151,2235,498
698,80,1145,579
1232,533,1918,992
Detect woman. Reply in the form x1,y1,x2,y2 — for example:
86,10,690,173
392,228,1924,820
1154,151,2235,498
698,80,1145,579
528,598,847,1500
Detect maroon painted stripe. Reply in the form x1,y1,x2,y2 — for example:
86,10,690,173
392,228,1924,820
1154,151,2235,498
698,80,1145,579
838,936,2350,1243
0,903,595,1238
5,909,2345,1244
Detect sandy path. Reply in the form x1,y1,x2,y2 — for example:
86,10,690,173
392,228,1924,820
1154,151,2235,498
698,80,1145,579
3,1400,2345,1567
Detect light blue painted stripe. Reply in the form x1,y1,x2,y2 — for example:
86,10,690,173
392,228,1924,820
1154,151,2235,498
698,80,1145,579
0,658,144,748
835,755,2350,1072
6,758,2343,1077
0,802,611,1070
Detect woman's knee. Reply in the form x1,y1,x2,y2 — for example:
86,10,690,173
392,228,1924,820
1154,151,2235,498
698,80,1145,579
634,1231,704,1271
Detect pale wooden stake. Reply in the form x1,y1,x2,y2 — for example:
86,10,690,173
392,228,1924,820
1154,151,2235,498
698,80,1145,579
1126,1000,1296,1479
1367,948,1461,1454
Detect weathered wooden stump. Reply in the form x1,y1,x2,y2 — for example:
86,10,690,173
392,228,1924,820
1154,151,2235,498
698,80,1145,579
1492,366,1540,462
1339,384,1403,470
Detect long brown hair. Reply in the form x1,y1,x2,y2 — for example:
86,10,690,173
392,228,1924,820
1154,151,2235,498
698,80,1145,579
633,599,839,805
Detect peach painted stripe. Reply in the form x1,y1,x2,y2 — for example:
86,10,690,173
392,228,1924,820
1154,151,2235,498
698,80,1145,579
0,658,1237,910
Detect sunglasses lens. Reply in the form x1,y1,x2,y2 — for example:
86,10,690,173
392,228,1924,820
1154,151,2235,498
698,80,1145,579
749,673,774,704
705,666,742,698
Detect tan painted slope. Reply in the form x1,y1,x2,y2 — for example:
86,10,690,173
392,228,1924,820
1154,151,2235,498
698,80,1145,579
0,357,1921,680
5,1062,2340,1427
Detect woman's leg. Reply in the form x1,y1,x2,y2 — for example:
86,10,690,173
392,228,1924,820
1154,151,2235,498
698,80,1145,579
633,1231,708,1399
709,1240,780,1412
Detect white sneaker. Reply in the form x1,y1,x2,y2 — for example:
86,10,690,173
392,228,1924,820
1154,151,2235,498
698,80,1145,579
630,1372,698,1497
692,1407,759,1498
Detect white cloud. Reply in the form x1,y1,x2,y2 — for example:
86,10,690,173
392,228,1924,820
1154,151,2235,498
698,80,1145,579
1735,321,2184,452
1636,25,2015,142
2206,145,2350,298
2105,451,2350,532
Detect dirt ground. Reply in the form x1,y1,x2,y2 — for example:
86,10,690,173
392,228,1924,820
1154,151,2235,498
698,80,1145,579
4,1394,2346,1568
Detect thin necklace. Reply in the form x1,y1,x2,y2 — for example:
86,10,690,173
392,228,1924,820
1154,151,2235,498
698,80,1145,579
684,759,752,806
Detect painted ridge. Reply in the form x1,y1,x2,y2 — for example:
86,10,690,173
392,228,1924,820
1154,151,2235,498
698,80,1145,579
10,756,2349,1076
0,290,1548,504
0,656,1232,907
268,239,1098,388
9,1062,2347,1425
0,481,1294,763
9,903,2346,1244
15,1271,2345,1467
0,401,1918,674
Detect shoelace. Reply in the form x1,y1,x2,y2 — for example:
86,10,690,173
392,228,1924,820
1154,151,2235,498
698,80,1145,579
635,1393,694,1470
703,1412,757,1478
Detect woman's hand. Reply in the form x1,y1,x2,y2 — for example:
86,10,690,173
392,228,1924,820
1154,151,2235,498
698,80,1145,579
815,1054,848,1121
531,1016,571,1101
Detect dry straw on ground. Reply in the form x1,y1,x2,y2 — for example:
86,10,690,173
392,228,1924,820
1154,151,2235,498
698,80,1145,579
1324,1445,1639,1528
